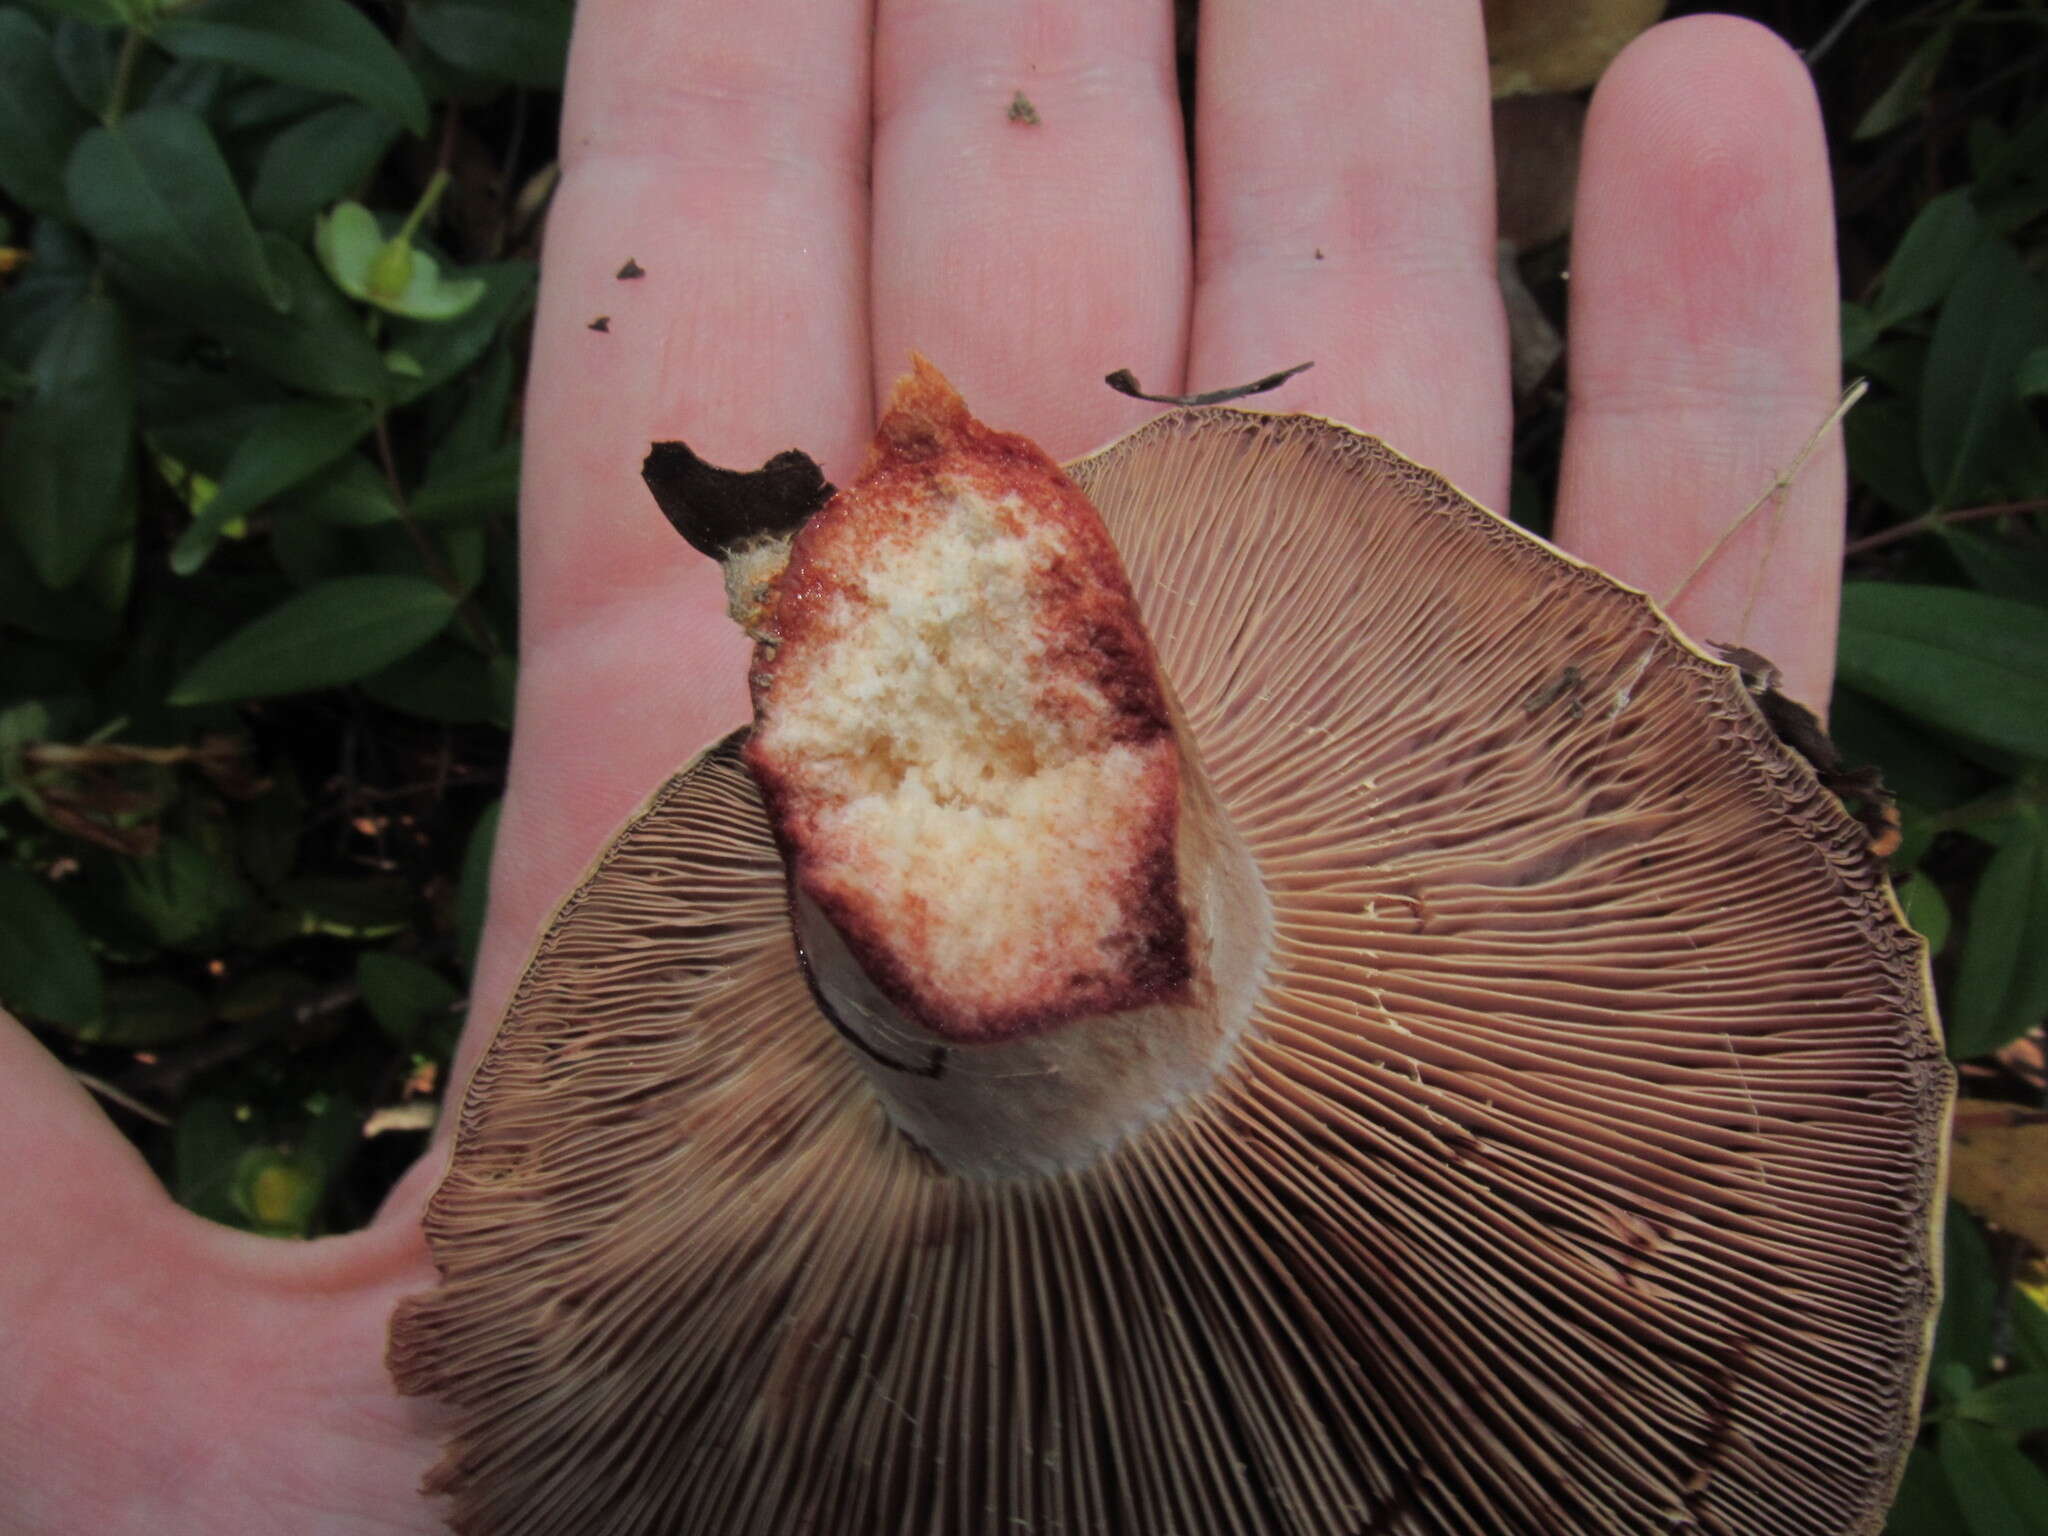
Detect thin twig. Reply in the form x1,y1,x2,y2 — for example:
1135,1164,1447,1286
73,1071,172,1127
372,414,503,655
24,739,244,770
1845,498,2048,556
121,987,363,1100
1804,0,1887,66
103,27,148,127
494,91,531,261
1666,381,1868,612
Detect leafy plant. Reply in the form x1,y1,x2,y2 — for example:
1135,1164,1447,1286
0,0,558,1237
1812,2,2048,1528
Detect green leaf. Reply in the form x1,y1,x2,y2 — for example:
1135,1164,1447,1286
50,16,118,114
363,639,502,723
0,288,136,590
489,651,517,726
1855,21,1954,142
1837,584,2048,759
379,246,487,321
1898,876,1951,956
1856,337,1928,401
311,199,383,297
249,101,399,236
0,11,94,219
1936,1203,1999,1382
214,965,317,1022
174,1098,248,1224
230,1146,325,1235
2020,348,2048,401
277,874,413,936
73,973,211,1046
26,0,126,23
1886,1445,1966,1536
1958,1374,2048,1434
411,0,570,90
66,107,286,312
457,798,500,973
170,398,376,575
1920,237,2048,507
1943,529,2048,608
412,441,519,524
157,0,428,135
1938,1419,2048,1536
195,234,391,400
356,951,461,1049
1840,301,1879,365
2015,1287,2048,1377
1827,688,1980,812
386,260,535,404
317,202,488,321
1875,189,1986,330
1952,816,2048,1060
431,335,515,465
287,454,400,527
118,833,250,950
299,1093,360,1189
147,56,233,117
0,864,103,1026
1845,393,1931,517
168,575,460,705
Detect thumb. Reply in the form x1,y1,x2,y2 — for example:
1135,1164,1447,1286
0,1010,175,1267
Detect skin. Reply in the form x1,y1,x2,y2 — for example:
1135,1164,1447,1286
0,6,1844,1531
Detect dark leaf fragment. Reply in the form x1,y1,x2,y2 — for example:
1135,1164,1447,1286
1105,360,1314,407
641,441,835,560
1715,641,1900,858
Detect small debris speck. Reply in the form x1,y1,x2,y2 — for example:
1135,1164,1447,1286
1314,248,1325,261
1007,91,1040,126
588,316,611,333
616,258,645,280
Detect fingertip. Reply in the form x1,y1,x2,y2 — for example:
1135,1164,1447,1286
1559,10,1843,707
1578,14,1833,373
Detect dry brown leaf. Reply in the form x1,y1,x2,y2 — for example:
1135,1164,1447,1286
1951,1109,2048,1254
1484,0,1666,96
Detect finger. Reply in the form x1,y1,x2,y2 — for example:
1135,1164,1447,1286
1556,16,1843,708
870,0,1189,458
1189,0,1509,508
448,0,876,1121
0,1010,169,1242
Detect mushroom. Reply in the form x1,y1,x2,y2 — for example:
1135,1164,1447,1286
390,362,1951,1535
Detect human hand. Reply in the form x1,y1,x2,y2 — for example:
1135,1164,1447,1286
0,5,1843,1531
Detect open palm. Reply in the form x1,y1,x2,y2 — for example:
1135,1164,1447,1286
0,5,1847,1531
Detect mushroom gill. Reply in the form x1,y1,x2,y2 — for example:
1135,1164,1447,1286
390,380,1951,1536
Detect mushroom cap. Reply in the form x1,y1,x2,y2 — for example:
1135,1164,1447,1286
391,409,1950,1536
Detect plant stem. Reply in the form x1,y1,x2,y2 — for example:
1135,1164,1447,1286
72,1071,171,1127
104,27,148,127
373,413,502,656
1845,498,2048,556
1926,777,2048,836
398,169,454,248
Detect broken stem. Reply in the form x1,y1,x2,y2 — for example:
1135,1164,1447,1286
1844,496,2048,557
1666,379,1868,613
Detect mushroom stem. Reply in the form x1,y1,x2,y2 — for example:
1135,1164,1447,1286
796,717,1271,1178
663,359,1274,1177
